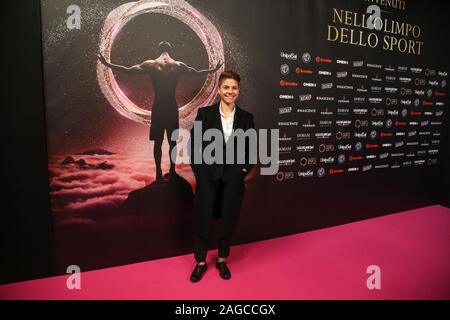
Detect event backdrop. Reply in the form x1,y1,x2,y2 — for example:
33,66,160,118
40,0,449,273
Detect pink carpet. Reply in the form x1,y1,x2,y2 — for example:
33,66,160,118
1,205,449,300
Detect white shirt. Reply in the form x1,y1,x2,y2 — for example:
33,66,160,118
219,102,235,144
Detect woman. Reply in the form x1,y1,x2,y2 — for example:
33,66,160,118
189,70,255,282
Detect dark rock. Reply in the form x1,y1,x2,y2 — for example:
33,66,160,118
95,161,114,170
75,159,87,167
122,173,194,216
60,156,75,165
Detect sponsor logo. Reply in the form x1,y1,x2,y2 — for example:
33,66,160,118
303,82,317,87
297,108,316,114
353,60,363,67
296,68,313,74
415,78,426,86
387,110,399,116
281,52,297,60
318,144,335,152
369,97,383,104
352,74,368,79
297,133,311,140
336,59,349,65
279,107,292,114
300,157,317,166
400,88,412,96
302,52,311,63
321,108,333,115
399,77,412,83
297,145,315,152
385,87,398,93
316,56,332,63
401,99,412,105
278,159,296,166
298,170,314,177
386,76,396,82
367,63,382,69
354,109,368,115
319,70,332,76
337,85,353,90
279,95,294,100
386,98,398,106
320,157,335,164
320,120,332,127
317,167,326,178
425,69,436,76
276,171,295,181
316,132,332,139
336,120,351,127
321,83,333,89
278,121,298,126
316,96,334,101
355,119,368,127
280,80,298,87
299,94,312,101
336,131,351,140
337,71,348,78
366,144,379,149
338,144,352,151
280,64,290,75
414,90,425,96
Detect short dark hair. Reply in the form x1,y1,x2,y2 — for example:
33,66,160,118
218,70,241,86
158,41,172,54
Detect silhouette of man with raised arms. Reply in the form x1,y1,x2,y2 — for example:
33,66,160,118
98,41,222,181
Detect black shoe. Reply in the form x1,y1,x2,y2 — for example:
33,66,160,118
190,263,207,283
216,261,231,280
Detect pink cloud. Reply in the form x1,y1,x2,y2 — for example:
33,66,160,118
48,151,195,218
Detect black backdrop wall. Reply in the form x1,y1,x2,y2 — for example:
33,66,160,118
2,0,449,285
2,0,54,284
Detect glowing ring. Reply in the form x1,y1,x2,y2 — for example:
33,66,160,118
97,0,224,128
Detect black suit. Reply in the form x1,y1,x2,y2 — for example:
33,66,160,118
189,103,255,261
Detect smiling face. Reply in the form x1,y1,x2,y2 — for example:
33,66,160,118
217,78,240,106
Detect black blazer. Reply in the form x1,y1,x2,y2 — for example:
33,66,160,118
189,103,255,181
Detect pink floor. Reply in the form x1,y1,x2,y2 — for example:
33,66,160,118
1,205,449,300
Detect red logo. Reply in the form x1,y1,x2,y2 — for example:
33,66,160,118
380,132,393,137
280,80,299,87
329,169,344,175
315,56,332,63
295,68,313,74
366,144,379,149
395,121,407,127
435,91,445,97
422,101,433,106
349,156,363,161
410,111,422,116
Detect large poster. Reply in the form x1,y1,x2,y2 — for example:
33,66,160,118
40,0,449,273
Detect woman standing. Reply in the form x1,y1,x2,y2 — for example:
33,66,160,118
189,71,255,282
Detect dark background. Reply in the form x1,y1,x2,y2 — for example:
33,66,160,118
1,0,449,285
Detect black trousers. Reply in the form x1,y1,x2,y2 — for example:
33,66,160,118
194,234,231,262
193,170,245,262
